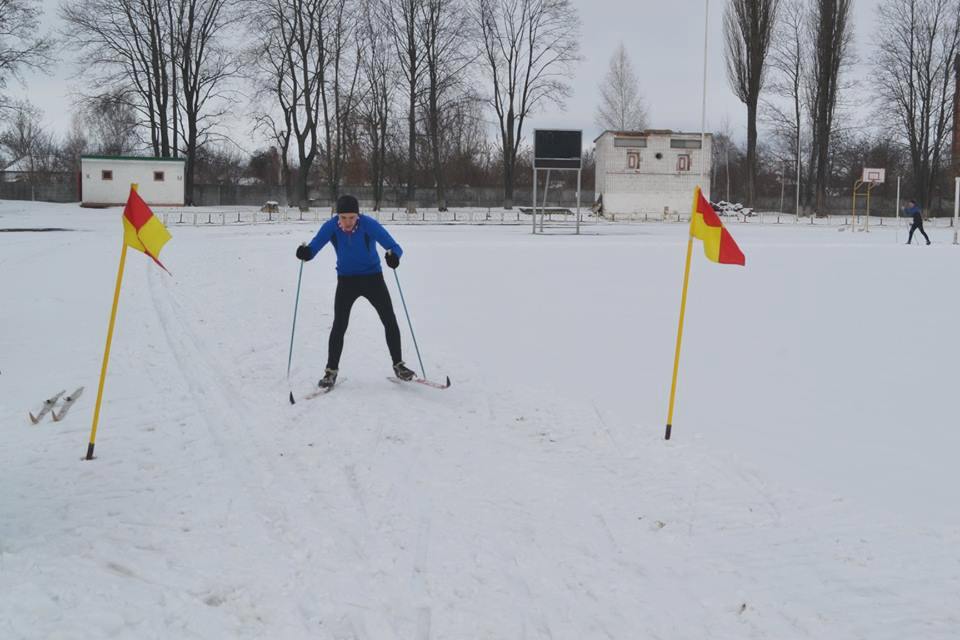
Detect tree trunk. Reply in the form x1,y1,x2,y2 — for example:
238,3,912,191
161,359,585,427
184,124,196,205
429,96,446,210
406,77,417,212
282,162,292,207
746,98,758,207
375,122,387,210
502,148,514,209
297,162,311,209
502,110,515,209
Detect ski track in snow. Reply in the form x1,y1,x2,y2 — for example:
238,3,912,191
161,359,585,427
2,205,959,638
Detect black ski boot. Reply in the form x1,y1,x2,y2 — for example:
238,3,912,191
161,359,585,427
318,368,338,389
393,361,416,381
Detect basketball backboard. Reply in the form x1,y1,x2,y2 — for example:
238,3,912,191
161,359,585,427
862,168,885,184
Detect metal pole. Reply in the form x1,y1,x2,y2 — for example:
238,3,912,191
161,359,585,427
532,166,537,234
666,0,710,442
865,184,871,232
699,0,709,187
287,257,305,404
954,177,959,244
86,242,128,460
392,269,426,379
576,169,582,235
540,169,550,232
896,176,901,243
725,145,730,201
851,181,859,230
779,160,785,214
795,125,801,222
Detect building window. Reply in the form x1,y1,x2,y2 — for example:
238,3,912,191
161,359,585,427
677,154,691,172
615,137,647,148
101,170,113,181
154,171,165,182
627,151,641,170
670,139,702,149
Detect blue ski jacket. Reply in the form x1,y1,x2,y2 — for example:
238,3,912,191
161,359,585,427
307,214,403,276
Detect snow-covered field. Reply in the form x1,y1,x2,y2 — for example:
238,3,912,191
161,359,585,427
2,200,958,639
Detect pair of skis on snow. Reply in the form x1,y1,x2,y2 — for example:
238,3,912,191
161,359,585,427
290,374,450,404
29,387,85,424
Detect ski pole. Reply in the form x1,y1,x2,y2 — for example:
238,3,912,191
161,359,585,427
392,268,426,379
287,256,305,404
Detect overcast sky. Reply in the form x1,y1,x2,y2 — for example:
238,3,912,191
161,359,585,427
20,0,881,152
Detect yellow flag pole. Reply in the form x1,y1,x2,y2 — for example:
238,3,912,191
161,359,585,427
86,183,136,460
667,0,711,441
665,215,696,441
86,242,127,460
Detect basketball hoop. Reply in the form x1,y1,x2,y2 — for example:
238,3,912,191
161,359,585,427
862,168,886,184
853,167,885,232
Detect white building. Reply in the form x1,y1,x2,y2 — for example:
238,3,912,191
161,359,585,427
594,130,712,215
81,156,186,207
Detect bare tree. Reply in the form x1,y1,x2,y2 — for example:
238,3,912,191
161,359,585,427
358,0,397,210
418,0,475,211
0,101,55,180
442,97,492,185
61,0,177,156
57,113,90,173
710,117,738,202
763,0,806,197
0,0,54,113
724,0,780,207
253,112,294,204
387,0,426,211
875,0,960,210
175,0,239,204
317,0,363,205
85,90,139,154
476,0,581,208
807,0,853,213
63,0,236,193
253,0,328,208
248,1,296,205
252,0,359,209
594,43,648,132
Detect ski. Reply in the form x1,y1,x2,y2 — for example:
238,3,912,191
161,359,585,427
388,375,451,390
294,378,345,403
51,387,85,422
29,390,66,424
305,386,336,400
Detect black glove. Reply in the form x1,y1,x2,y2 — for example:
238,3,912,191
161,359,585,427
296,245,314,261
385,250,400,269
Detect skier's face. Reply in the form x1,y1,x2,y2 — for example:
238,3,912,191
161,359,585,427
338,213,359,232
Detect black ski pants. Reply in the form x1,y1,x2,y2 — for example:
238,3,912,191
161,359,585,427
327,272,402,369
908,216,930,244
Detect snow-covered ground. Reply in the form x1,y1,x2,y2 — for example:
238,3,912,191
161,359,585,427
2,200,958,639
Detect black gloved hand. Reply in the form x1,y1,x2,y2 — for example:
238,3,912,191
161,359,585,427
296,245,314,261
385,250,400,269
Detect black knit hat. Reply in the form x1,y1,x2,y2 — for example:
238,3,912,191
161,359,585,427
336,194,359,214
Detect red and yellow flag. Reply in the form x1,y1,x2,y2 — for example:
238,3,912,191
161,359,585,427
122,187,171,270
690,187,745,266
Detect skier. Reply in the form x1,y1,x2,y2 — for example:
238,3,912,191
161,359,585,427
295,194,416,388
904,199,931,245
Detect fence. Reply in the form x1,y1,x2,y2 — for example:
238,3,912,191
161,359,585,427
158,206,543,227
0,172,78,202
191,183,594,209
749,193,957,218
155,205,960,231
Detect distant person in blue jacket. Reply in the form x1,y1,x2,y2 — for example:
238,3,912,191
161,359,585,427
904,199,931,245
296,194,416,388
